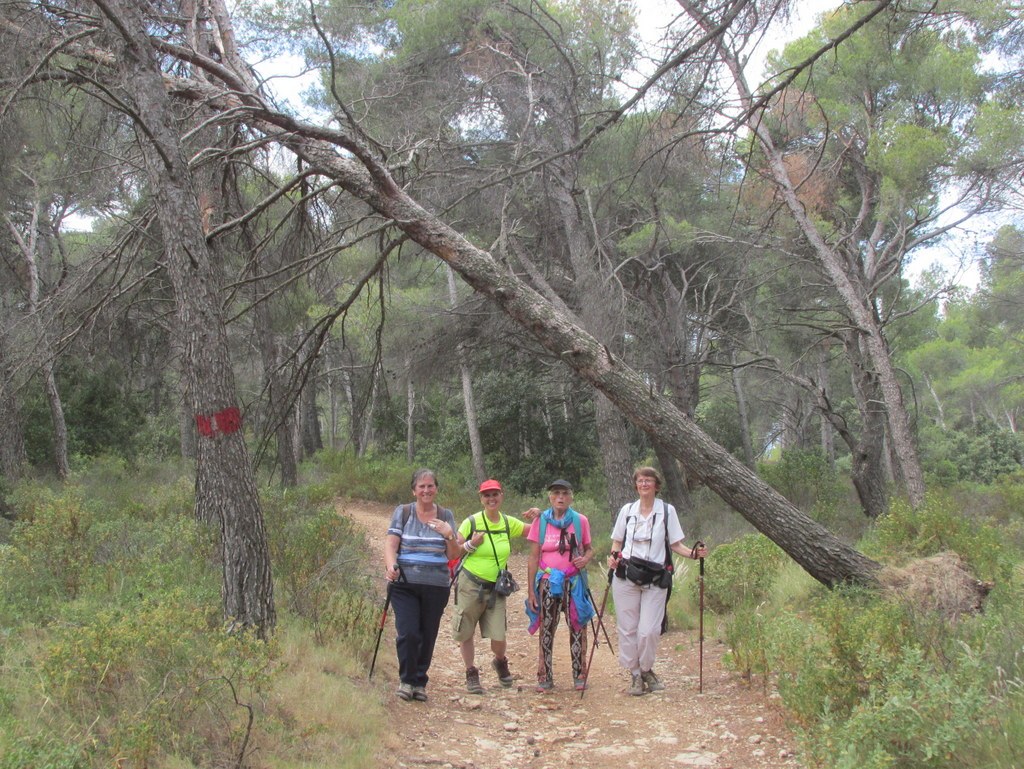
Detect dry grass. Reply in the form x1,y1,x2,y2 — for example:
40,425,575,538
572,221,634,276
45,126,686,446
254,621,397,769
879,550,994,621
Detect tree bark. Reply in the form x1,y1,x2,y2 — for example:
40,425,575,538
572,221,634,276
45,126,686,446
595,392,636,512
405,357,415,463
817,345,836,470
299,360,324,456
99,0,274,635
653,440,693,519
0,340,27,481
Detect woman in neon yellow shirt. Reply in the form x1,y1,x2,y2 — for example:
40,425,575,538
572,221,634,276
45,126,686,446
452,479,538,694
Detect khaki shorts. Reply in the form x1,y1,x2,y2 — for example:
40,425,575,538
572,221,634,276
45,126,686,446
451,571,508,643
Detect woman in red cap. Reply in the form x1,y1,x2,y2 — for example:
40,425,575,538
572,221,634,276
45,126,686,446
451,479,539,694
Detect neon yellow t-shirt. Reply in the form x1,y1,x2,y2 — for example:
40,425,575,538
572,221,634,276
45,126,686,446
458,511,526,582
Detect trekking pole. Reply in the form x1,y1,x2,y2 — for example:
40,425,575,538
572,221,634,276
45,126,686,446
579,567,613,700
692,542,705,693
586,584,615,653
369,568,400,680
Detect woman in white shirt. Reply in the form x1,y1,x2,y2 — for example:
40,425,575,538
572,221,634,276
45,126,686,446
607,467,706,696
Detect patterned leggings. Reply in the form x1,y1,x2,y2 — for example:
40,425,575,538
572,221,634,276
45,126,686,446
536,577,588,683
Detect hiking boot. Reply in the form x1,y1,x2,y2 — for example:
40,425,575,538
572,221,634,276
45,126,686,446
396,682,414,701
492,656,514,687
535,678,554,693
641,669,665,692
412,686,428,702
466,666,484,694
628,673,645,696
574,677,587,691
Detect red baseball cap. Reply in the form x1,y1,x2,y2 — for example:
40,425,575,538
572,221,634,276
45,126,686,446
478,479,503,493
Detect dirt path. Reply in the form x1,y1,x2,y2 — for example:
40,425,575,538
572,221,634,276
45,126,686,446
340,499,802,769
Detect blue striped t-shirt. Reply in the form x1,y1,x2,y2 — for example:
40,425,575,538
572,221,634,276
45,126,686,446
387,504,456,587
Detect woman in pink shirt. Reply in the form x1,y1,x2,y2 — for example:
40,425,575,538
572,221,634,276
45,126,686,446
526,479,595,692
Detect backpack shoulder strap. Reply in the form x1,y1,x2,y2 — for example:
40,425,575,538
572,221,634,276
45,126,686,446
660,500,672,567
401,503,414,529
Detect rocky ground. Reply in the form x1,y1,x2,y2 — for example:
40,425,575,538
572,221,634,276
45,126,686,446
341,499,804,769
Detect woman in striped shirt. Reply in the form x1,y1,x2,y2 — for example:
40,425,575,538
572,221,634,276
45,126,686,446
384,468,461,702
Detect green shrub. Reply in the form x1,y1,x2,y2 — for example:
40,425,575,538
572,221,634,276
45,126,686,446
863,492,1007,580
803,645,990,769
0,733,88,769
302,450,411,503
3,489,94,604
723,602,808,690
701,533,784,613
86,514,218,602
39,593,274,767
723,606,772,682
758,449,849,522
263,498,377,646
991,470,1024,523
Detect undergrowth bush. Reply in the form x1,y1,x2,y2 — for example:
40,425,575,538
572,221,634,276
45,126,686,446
724,557,1024,769
0,457,397,769
0,733,88,769
701,533,784,613
969,665,1024,769
863,492,1007,580
263,496,377,646
774,587,912,725
1,489,95,612
301,450,411,503
803,644,991,769
759,449,849,523
40,595,274,767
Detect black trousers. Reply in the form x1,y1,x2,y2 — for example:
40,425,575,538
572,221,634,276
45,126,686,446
390,581,450,687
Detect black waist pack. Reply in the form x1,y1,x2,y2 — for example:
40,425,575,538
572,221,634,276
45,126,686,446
624,557,672,589
494,568,519,597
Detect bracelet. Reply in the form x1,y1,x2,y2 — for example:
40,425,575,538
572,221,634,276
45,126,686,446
445,533,455,541
463,541,477,553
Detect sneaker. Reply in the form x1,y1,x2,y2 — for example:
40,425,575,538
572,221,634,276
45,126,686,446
396,682,414,701
492,656,514,687
466,666,484,694
535,678,554,693
641,669,665,692
412,686,428,702
628,673,645,696
574,677,587,691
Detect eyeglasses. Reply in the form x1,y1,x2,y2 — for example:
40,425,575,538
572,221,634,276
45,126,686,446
636,478,656,485
481,491,502,498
